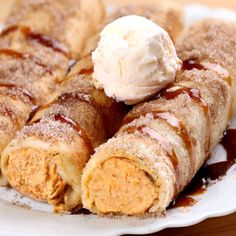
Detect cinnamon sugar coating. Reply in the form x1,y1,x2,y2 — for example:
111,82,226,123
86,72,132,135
5,0,105,57
0,26,70,78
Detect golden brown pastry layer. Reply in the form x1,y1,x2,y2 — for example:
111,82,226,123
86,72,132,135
81,19,236,216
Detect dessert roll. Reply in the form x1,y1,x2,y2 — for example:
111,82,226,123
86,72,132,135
0,49,56,185
0,0,105,185
1,58,127,212
81,19,236,215
5,0,105,57
107,3,183,42
176,19,236,116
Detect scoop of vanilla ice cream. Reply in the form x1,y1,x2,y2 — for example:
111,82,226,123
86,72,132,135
92,15,181,105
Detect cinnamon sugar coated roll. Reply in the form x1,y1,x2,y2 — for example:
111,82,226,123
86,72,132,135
81,19,236,215
0,0,105,185
1,57,127,212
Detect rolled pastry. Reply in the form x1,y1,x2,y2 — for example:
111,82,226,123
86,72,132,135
106,3,183,42
81,19,236,215
0,49,56,186
1,56,127,212
5,0,105,57
0,26,71,78
0,0,105,185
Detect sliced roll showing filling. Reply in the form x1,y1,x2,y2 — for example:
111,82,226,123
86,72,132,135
81,19,236,216
1,58,127,212
0,49,56,185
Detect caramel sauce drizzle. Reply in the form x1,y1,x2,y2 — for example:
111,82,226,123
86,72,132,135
171,196,197,208
161,85,212,155
57,66,94,86
161,86,209,114
28,91,105,154
1,26,71,58
0,83,38,128
30,111,94,155
58,92,91,104
58,92,108,136
123,83,213,190
0,49,25,59
0,83,36,105
170,128,236,209
182,59,205,71
23,28,71,58
54,114,94,155
79,68,94,75
0,25,18,36
182,59,232,86
124,124,181,191
124,110,195,188
1,106,20,129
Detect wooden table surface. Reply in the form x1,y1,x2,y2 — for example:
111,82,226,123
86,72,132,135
0,1,235,236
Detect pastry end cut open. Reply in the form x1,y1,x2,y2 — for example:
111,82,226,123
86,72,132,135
1,134,90,212
85,157,157,215
81,137,176,216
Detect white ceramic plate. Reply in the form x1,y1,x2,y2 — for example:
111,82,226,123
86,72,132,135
1,4,236,236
